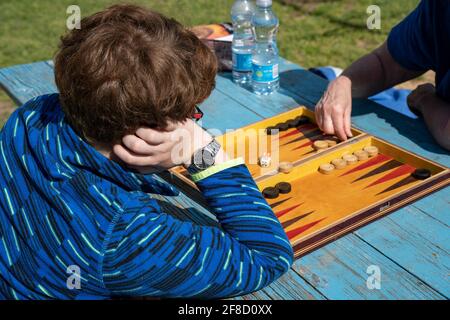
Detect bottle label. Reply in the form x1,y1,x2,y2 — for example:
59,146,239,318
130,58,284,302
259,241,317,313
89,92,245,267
252,63,279,83
232,52,253,72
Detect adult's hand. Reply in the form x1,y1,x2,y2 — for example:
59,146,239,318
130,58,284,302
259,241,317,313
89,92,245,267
113,120,218,172
407,83,450,151
314,75,353,141
407,83,436,116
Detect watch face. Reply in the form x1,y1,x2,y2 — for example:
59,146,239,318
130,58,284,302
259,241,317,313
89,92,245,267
202,150,215,166
194,149,215,170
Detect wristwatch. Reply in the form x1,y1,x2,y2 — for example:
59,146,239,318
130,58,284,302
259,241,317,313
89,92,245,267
187,138,222,174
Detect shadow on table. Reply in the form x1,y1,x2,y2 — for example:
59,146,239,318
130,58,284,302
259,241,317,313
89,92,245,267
279,69,327,105
279,69,450,157
352,98,450,156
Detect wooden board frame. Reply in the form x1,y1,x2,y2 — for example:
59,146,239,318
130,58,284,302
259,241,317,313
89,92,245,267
167,106,450,258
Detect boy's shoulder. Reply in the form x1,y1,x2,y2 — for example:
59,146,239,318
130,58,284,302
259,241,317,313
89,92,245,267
7,93,61,121
21,93,61,113
2,93,62,132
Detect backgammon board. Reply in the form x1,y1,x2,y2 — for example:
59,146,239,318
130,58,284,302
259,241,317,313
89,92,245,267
169,107,450,258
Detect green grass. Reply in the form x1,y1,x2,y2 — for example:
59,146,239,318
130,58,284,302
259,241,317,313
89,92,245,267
0,0,420,124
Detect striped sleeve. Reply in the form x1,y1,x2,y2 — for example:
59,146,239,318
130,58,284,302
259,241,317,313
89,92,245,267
102,164,294,298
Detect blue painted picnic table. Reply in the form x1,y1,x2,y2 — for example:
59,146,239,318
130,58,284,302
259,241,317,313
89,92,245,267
0,58,449,300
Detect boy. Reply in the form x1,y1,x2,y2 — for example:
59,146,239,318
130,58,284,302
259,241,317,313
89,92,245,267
0,4,293,299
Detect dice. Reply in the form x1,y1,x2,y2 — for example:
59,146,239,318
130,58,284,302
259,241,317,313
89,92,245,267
259,153,272,168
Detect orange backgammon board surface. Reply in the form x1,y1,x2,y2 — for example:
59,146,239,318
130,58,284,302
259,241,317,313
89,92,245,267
169,107,450,258
267,154,422,242
258,135,449,257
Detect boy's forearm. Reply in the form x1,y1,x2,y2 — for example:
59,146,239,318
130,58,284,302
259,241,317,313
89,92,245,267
195,163,293,258
194,163,294,272
104,161,293,298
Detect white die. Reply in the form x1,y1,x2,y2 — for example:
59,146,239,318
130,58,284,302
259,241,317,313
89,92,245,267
259,154,272,168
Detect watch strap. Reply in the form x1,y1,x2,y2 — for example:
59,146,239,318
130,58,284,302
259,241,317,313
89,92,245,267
191,158,245,182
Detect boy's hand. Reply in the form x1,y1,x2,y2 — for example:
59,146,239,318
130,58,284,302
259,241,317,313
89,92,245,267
113,120,219,172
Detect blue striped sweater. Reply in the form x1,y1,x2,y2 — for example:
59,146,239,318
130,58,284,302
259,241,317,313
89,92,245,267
0,94,293,299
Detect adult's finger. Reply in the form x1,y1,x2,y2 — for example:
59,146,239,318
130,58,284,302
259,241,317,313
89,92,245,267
343,104,353,138
321,108,335,136
315,102,324,130
331,109,347,141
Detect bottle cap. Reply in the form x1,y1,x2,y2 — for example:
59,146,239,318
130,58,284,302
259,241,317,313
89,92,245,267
256,0,272,7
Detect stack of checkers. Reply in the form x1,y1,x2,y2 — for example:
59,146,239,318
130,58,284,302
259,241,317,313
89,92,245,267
319,146,379,175
363,146,379,157
313,137,339,151
262,182,292,199
278,161,294,174
266,115,310,135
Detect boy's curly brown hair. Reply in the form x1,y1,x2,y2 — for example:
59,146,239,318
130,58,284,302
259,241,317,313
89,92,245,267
54,4,217,144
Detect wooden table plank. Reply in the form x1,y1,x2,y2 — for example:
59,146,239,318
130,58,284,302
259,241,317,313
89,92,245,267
411,188,450,226
231,291,273,300
354,206,450,297
292,235,445,300
0,61,56,105
258,270,326,300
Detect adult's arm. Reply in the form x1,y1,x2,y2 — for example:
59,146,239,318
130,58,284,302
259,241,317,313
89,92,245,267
315,42,424,141
315,0,435,141
342,42,424,98
102,160,294,298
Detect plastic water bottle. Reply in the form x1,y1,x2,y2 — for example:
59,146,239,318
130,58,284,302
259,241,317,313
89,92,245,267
251,0,279,95
231,0,255,85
